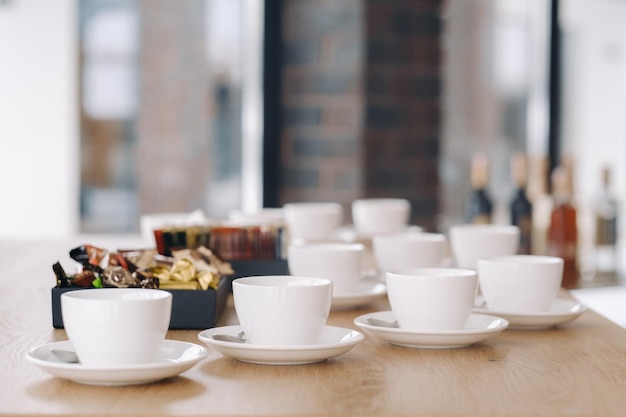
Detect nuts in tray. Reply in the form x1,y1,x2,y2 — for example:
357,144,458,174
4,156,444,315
52,244,234,291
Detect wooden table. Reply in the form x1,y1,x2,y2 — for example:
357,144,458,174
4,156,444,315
2,236,626,417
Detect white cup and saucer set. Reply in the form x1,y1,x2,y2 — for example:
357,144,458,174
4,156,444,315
472,255,587,329
281,198,425,309
337,198,416,239
25,288,207,386
354,268,509,349
355,231,510,349
281,201,390,309
448,223,587,329
350,198,412,239
287,241,387,309
336,198,423,276
198,275,364,365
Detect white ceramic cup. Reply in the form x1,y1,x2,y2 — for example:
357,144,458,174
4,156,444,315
287,242,364,294
449,224,520,269
352,198,411,236
386,268,478,331
373,232,446,273
61,288,172,366
232,275,333,346
283,202,343,242
477,255,564,313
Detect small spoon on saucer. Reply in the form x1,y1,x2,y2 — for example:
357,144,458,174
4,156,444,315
212,330,247,343
366,317,399,328
50,348,80,363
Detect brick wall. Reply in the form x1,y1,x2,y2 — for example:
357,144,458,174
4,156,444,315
279,0,443,231
363,0,442,231
280,0,365,209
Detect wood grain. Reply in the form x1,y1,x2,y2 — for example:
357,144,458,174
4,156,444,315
1,237,626,416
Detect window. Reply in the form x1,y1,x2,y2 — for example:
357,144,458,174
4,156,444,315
79,0,250,233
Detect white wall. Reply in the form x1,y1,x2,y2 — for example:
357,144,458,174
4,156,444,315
561,0,626,271
0,0,78,238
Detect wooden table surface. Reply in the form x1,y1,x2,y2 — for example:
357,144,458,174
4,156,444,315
2,236,626,417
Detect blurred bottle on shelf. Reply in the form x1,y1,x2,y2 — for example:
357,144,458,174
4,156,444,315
593,165,619,282
464,152,493,224
509,152,532,254
528,155,552,255
547,162,579,288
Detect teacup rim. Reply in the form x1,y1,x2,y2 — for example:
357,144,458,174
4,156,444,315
478,255,564,265
386,267,477,279
233,275,333,288
61,288,172,302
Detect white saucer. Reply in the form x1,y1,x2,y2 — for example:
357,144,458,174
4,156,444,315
353,311,509,349
332,281,387,309
473,297,587,330
198,325,364,365
26,339,207,386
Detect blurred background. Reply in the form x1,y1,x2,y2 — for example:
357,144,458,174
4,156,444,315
1,0,625,266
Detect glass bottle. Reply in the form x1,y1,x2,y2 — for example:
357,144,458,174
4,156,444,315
509,152,532,254
464,152,493,224
547,165,579,288
528,155,552,255
593,165,619,281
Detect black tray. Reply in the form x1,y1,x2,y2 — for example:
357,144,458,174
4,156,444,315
51,275,230,330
